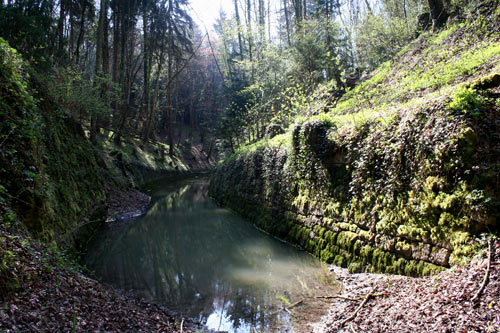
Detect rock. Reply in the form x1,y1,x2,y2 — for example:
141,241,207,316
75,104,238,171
431,247,451,267
411,243,432,262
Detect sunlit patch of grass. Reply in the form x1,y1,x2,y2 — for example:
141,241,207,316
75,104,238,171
329,23,500,121
234,11,500,160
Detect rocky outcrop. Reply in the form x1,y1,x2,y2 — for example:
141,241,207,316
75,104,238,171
210,102,500,276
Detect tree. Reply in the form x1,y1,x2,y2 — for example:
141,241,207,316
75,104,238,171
427,0,448,31
233,0,244,60
92,0,109,143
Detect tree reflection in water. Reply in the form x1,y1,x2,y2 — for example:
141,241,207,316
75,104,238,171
85,177,339,332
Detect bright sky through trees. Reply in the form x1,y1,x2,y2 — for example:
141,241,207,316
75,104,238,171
189,0,234,30
189,0,281,36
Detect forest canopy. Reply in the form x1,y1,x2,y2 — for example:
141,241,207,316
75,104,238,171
0,0,460,155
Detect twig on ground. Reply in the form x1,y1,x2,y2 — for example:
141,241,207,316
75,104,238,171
283,306,296,317
350,323,356,333
472,238,494,303
180,318,184,333
317,292,389,302
340,286,377,327
316,295,360,301
288,300,303,309
272,300,303,317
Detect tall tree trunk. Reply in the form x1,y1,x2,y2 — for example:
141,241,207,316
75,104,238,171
258,0,265,43
246,0,253,62
427,0,448,31
74,2,87,67
234,0,244,60
115,0,138,144
147,26,167,141
92,0,106,144
167,0,175,156
69,13,75,60
142,4,151,142
189,92,195,146
403,0,410,32
283,0,291,45
267,0,271,41
102,0,111,127
112,3,120,120
363,0,373,15
293,0,302,26
57,0,65,62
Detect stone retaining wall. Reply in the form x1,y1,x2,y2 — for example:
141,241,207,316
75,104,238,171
210,106,499,276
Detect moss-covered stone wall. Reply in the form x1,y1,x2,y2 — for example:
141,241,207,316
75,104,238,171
210,101,500,276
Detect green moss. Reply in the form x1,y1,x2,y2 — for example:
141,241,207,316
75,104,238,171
320,249,335,263
348,262,363,273
336,231,358,250
395,241,412,255
333,255,345,267
209,8,500,276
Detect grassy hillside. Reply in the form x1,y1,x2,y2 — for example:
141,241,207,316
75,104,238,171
210,0,500,275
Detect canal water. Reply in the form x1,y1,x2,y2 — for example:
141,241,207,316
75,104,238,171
84,175,339,332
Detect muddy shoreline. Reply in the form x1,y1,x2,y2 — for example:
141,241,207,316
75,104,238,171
105,188,152,223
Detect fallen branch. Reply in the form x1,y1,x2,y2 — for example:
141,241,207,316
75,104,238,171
180,318,184,333
340,286,377,327
271,299,304,316
472,238,494,303
288,300,303,309
316,295,358,301
317,292,389,302
283,306,295,317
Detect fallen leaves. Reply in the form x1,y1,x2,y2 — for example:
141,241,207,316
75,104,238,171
0,225,193,332
319,240,500,332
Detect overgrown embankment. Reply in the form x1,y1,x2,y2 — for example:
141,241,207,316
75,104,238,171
210,1,500,276
0,34,213,245
0,37,207,331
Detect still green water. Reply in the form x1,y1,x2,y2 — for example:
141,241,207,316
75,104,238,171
85,176,338,332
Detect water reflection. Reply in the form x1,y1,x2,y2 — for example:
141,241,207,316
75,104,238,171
85,176,338,332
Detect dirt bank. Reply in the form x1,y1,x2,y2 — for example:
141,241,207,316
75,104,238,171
0,224,203,332
311,240,500,332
